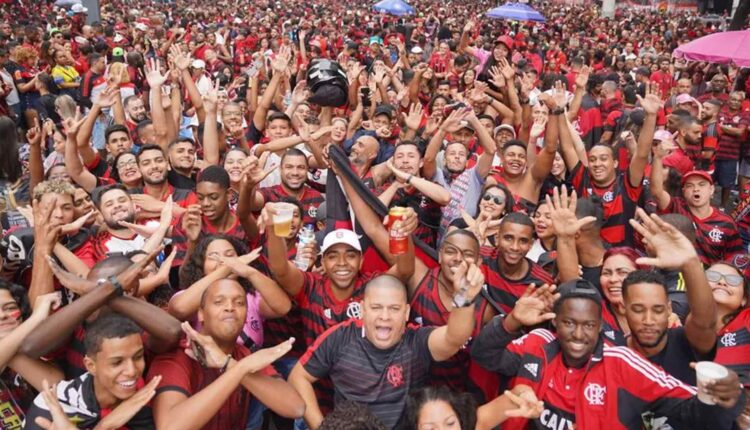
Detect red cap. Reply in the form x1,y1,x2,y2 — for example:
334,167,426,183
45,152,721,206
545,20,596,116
681,170,713,186
495,35,515,50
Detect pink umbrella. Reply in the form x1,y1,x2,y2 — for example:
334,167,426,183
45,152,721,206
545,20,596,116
673,30,750,67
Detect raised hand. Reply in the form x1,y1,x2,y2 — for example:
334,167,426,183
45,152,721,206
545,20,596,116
551,80,567,108
97,376,161,430
26,117,42,146
545,186,597,239
145,57,169,88
574,65,591,91
182,321,230,368
291,80,308,105
113,246,163,297
383,207,418,239
60,210,94,236
507,284,558,328
202,79,220,113
439,107,471,133
33,197,62,251
271,45,292,74
182,204,202,243
31,292,62,319
241,151,273,190
637,83,664,115
46,256,96,296
529,116,547,138
95,86,118,108
628,208,697,269
239,338,295,373
34,380,77,430
449,260,485,302
168,44,192,71
498,58,515,81
489,66,506,89
402,103,423,131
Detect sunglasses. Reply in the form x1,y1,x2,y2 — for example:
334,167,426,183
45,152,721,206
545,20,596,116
482,194,505,205
705,270,744,287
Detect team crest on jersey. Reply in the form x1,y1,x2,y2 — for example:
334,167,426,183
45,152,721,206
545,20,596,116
721,332,737,347
602,191,614,203
308,206,317,219
414,317,423,325
324,308,332,320
733,116,741,124
386,364,404,388
346,301,362,319
708,227,723,243
584,383,606,406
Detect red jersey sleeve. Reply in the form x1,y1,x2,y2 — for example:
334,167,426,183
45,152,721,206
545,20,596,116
147,349,195,397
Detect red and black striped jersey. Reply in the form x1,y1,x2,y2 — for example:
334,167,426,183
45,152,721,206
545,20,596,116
409,267,488,392
570,161,643,247
716,107,749,161
715,308,750,388
295,270,381,346
299,319,434,429
574,94,603,148
482,256,554,315
255,254,308,358
663,197,742,266
258,184,324,228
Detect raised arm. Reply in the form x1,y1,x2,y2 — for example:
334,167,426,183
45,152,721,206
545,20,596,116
547,187,596,282
629,88,660,187
63,114,97,192
21,249,158,358
529,93,561,183
261,203,305,296
201,81,221,166
427,262,483,361
458,21,478,56
254,46,291,131
628,209,717,354
144,57,171,153
169,45,205,124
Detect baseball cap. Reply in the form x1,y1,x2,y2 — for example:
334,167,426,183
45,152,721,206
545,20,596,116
495,35,515,50
458,120,474,132
369,36,383,46
113,34,126,43
653,129,673,142
192,59,206,69
373,104,394,120
557,278,603,307
321,229,362,254
112,47,125,57
135,22,149,32
410,46,423,54
71,3,88,14
675,94,693,105
494,124,516,138
681,170,713,186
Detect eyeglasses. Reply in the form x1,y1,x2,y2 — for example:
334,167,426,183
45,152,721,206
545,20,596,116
705,270,744,287
482,194,505,205
117,160,137,170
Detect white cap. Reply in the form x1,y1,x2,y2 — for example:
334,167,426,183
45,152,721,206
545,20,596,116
113,34,125,43
625,53,637,61
410,46,423,54
494,124,516,138
234,17,243,24
321,229,361,254
191,59,206,69
135,23,148,32
71,3,88,13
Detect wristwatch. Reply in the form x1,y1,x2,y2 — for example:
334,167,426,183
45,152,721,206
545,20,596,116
452,291,474,308
550,107,565,115
107,275,124,296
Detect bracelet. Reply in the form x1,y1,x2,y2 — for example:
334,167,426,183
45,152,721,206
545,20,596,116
519,98,530,105
107,275,124,297
406,174,413,184
220,354,231,373
550,107,565,115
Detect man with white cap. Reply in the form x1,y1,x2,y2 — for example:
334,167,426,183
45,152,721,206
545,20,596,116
262,203,418,347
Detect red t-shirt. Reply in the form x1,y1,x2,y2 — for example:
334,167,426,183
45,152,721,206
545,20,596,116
147,345,278,430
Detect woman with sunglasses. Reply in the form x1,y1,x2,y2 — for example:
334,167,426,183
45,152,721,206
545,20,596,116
449,184,514,258
708,256,750,428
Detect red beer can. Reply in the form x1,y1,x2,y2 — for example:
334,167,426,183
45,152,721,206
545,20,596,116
388,207,408,255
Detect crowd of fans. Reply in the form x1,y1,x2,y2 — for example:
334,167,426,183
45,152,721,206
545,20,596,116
0,0,749,428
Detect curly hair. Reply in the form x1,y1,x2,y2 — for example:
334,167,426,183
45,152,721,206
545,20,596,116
405,386,477,430
14,46,37,66
32,179,75,201
178,234,253,292
319,400,386,430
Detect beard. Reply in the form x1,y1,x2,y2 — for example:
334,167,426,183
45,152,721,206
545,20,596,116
633,327,668,348
143,171,167,185
106,212,135,230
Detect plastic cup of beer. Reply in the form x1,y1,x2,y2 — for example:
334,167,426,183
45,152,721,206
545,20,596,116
695,361,729,404
272,203,296,237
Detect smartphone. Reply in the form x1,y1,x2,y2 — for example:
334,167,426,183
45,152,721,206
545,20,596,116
442,102,466,117
360,87,371,108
